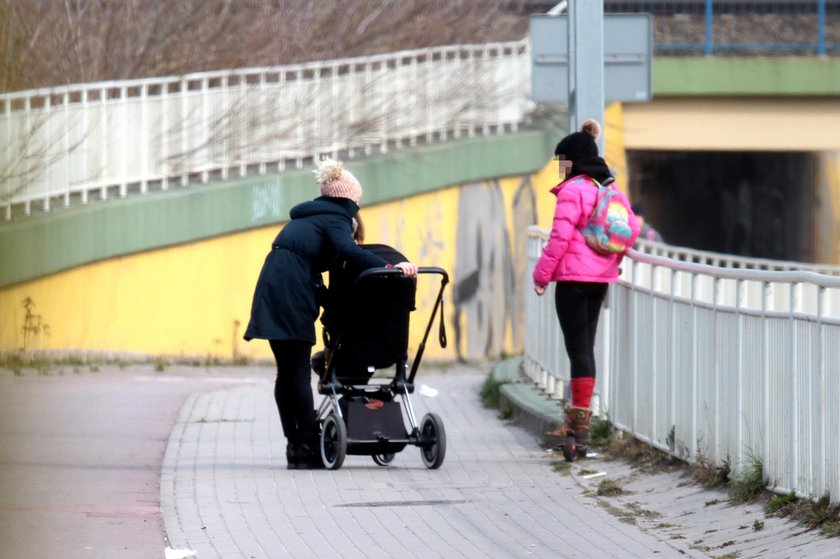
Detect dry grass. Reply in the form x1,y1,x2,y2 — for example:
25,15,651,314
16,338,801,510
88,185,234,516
596,478,626,497
603,433,683,475
598,433,840,539
768,493,840,538
690,455,731,490
728,453,766,505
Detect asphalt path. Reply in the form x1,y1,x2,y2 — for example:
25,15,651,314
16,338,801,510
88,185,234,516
0,364,271,559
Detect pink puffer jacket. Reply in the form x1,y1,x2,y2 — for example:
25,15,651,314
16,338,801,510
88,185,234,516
532,175,639,287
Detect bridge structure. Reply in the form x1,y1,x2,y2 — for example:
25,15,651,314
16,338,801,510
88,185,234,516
1,1,840,506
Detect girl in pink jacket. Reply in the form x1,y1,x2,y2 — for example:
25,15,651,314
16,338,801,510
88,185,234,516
533,119,639,457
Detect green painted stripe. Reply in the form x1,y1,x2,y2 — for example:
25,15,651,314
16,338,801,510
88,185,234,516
0,128,558,288
653,57,840,96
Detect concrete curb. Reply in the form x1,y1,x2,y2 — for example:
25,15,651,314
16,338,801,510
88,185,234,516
491,357,564,443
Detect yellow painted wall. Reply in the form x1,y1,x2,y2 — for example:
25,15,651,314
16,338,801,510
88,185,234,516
1,108,631,362
1,227,272,361
0,182,523,362
816,151,840,265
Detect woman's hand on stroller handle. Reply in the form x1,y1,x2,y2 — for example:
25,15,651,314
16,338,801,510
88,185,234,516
394,261,418,277
359,264,448,285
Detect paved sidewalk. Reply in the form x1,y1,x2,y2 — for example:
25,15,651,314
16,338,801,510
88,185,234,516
160,362,838,559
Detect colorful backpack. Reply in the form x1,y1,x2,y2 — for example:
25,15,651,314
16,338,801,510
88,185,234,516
579,178,636,255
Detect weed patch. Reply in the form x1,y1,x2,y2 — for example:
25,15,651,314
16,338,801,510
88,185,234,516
590,414,613,447
691,455,731,489
625,501,662,519
766,491,797,515
729,454,765,504
498,402,513,420
550,460,572,475
595,500,637,525
596,479,626,497
153,356,168,372
778,494,840,537
479,375,508,410
605,434,681,474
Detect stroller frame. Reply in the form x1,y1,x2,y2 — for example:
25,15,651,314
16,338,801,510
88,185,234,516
315,266,449,470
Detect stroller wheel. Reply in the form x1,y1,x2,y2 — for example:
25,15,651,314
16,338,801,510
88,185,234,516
372,453,395,467
320,413,347,470
419,413,446,469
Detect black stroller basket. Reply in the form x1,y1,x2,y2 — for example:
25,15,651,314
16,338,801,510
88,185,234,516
313,248,449,470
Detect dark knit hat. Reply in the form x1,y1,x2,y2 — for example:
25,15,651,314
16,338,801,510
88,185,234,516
554,119,601,162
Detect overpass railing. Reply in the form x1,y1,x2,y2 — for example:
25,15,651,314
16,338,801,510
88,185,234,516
0,39,531,220
633,237,840,276
610,0,840,55
525,226,840,504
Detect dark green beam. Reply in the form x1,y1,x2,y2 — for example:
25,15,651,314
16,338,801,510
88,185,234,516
654,57,840,97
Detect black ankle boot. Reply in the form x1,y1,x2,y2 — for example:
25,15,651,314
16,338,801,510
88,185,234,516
286,442,325,470
286,442,303,470
295,443,325,470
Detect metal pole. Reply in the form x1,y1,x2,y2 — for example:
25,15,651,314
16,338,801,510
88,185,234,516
704,0,714,56
567,0,604,152
817,0,827,56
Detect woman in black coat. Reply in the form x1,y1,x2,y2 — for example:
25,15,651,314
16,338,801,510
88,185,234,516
244,158,417,469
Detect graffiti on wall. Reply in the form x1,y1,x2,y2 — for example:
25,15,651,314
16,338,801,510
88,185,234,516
251,177,284,222
452,177,537,361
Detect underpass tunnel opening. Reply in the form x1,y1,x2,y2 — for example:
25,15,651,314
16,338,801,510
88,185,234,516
626,150,818,263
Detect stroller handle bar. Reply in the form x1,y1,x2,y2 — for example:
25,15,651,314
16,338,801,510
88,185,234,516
357,266,449,284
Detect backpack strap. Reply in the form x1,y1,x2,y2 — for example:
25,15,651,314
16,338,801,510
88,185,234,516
588,176,615,189
591,176,615,188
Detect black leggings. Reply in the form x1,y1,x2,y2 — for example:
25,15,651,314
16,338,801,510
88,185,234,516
553,281,608,379
269,339,317,445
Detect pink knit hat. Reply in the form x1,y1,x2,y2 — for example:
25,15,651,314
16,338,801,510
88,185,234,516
314,158,362,203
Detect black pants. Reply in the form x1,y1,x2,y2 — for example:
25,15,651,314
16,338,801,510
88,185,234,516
269,339,317,445
553,281,608,379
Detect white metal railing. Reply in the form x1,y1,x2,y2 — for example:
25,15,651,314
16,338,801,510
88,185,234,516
634,237,840,276
0,39,532,220
525,226,840,504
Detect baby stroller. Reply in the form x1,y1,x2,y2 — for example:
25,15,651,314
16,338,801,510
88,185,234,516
311,244,449,470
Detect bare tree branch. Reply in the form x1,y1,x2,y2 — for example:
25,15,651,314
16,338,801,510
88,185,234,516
1,0,530,93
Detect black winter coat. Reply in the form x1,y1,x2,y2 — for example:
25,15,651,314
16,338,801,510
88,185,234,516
243,197,387,344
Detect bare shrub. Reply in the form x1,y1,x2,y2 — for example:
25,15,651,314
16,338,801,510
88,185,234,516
1,0,531,93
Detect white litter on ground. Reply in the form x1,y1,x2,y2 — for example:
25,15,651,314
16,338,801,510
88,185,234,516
419,384,439,397
165,546,197,559
581,471,607,480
